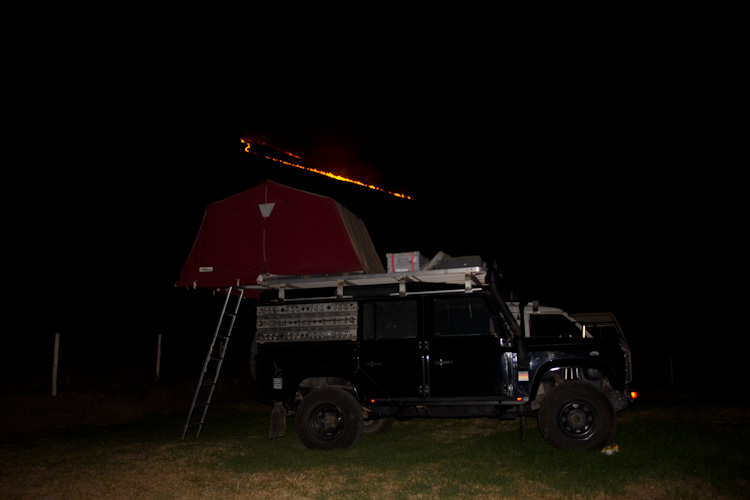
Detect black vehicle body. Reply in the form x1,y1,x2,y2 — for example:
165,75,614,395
253,267,633,451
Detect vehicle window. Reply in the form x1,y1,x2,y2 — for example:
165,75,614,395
362,300,418,340
434,295,494,337
529,314,583,338
579,322,620,342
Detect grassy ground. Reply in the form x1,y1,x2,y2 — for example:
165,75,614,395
1,396,748,499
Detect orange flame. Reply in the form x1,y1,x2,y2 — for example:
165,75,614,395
241,138,412,200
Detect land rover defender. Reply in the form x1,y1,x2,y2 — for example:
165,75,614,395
251,260,634,451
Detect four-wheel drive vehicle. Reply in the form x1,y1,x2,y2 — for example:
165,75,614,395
252,260,634,451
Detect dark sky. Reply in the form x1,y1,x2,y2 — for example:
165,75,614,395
11,35,739,394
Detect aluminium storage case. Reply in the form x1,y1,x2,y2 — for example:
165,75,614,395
386,251,426,273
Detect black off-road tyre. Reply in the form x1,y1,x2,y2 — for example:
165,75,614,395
362,416,395,435
537,382,616,451
295,387,364,450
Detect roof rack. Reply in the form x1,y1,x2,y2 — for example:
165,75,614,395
246,265,488,300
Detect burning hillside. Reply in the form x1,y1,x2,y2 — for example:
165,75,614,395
241,138,413,200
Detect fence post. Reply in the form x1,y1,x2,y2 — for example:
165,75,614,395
156,333,162,382
52,333,60,396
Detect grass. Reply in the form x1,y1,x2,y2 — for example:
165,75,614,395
1,397,748,499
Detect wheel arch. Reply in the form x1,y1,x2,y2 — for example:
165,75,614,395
529,358,619,407
294,376,359,408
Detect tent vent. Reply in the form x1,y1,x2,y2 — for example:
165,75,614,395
259,202,275,218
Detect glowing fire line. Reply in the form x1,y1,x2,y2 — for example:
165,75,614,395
241,138,412,200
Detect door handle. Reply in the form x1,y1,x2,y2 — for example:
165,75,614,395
435,359,454,366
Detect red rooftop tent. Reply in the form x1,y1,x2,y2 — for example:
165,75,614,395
176,180,384,290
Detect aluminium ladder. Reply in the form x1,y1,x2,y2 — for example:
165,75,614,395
182,287,244,439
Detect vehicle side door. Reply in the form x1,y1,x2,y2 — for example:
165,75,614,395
358,298,424,399
427,293,510,398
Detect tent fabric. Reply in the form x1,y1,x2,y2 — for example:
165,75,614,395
176,180,384,289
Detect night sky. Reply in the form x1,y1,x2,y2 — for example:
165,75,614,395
9,38,739,397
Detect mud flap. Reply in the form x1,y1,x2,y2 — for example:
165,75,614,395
269,401,286,439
